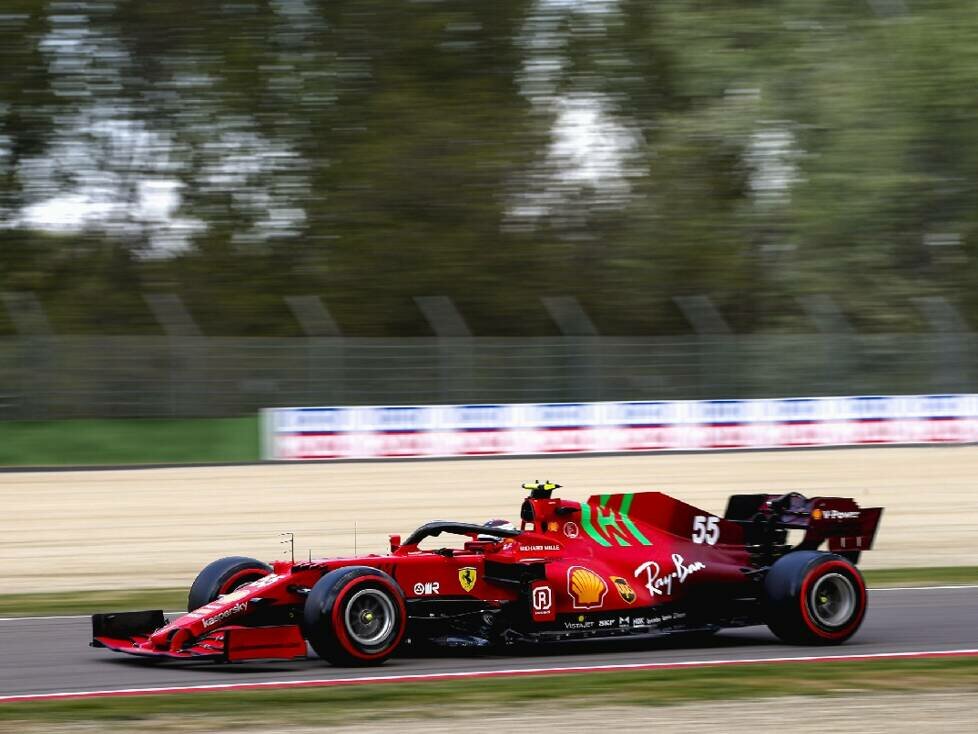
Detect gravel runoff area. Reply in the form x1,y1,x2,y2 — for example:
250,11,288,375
5,445,977,592
368,693,978,734
4,693,978,733
273,690,965,734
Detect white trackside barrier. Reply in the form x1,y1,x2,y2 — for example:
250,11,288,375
261,394,978,460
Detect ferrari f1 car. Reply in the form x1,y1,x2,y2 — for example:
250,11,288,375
92,482,883,666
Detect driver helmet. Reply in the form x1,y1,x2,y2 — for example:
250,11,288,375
477,518,516,542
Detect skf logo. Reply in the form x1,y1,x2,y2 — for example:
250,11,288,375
531,582,555,621
412,582,440,595
611,576,637,604
567,566,608,609
458,567,477,593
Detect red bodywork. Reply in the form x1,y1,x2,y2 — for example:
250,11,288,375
92,488,882,662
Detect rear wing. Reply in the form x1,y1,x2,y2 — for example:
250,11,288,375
724,492,883,563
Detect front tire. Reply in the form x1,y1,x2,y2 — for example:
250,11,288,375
187,556,272,612
303,566,406,666
764,551,866,644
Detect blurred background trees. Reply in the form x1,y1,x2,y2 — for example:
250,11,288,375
1,0,976,336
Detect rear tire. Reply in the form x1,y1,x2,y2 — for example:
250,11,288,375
303,566,406,666
187,556,272,612
764,551,866,644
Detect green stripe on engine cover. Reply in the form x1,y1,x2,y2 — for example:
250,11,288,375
618,494,653,546
580,494,653,547
580,501,611,546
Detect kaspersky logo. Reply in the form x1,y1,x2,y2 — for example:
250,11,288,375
202,601,248,628
580,494,653,547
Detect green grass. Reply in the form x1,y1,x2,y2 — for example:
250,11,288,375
0,589,188,617
0,417,259,466
2,658,977,724
863,566,978,586
2,566,975,617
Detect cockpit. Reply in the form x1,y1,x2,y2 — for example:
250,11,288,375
390,481,576,555
397,520,520,551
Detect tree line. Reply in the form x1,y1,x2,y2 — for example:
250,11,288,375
1,1,975,336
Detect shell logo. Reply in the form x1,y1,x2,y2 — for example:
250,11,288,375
812,508,823,520
567,566,608,609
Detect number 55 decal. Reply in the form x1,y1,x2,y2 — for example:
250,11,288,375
692,515,719,545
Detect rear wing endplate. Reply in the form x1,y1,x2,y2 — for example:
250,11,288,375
725,492,883,557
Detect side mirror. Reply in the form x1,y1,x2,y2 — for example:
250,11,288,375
389,534,401,552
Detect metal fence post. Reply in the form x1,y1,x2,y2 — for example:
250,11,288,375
2,291,54,419
674,295,733,398
284,296,345,405
798,295,854,394
414,297,472,404
285,295,342,337
542,297,601,401
144,294,204,417
912,297,973,393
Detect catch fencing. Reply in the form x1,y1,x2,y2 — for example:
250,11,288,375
0,334,974,420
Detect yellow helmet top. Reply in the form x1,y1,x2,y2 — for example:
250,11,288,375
522,480,562,498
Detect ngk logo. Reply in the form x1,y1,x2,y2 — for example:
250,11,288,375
531,583,555,621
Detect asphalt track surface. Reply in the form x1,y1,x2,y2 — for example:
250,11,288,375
1,586,976,700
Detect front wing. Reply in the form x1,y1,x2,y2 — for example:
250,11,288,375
91,610,307,662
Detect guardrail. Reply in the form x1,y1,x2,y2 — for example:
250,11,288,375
262,394,978,460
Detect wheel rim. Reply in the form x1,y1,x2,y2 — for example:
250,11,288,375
343,588,396,647
809,572,856,628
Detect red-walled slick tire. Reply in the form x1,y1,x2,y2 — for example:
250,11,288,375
764,551,867,645
303,567,406,666
187,556,272,612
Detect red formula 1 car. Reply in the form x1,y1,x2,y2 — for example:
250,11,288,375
92,482,883,666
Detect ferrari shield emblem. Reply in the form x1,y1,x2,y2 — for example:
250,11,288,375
611,576,637,604
459,567,477,593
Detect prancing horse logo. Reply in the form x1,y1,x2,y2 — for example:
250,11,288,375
459,567,477,593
